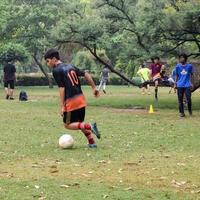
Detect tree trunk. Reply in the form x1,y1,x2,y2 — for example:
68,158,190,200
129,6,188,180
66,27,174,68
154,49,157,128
32,55,53,88
191,81,200,92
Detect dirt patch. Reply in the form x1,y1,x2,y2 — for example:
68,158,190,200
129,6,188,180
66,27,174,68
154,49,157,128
93,106,148,115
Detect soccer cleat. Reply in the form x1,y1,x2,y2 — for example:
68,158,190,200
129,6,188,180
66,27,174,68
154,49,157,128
6,95,9,100
179,113,185,117
88,143,97,148
103,89,106,94
90,122,101,139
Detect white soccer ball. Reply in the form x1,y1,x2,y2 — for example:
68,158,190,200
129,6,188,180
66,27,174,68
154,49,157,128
58,134,74,149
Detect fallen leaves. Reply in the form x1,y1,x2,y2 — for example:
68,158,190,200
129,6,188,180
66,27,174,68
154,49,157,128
103,194,109,199
35,185,40,189
171,179,187,187
191,190,200,194
60,185,70,188
60,183,80,189
124,187,133,191
177,163,186,167
124,162,139,166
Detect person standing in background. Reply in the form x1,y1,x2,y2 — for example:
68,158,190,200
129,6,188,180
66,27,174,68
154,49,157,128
98,66,110,94
3,62,16,100
150,57,165,100
136,63,151,95
175,53,193,117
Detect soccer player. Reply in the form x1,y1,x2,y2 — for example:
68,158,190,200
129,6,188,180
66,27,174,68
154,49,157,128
98,66,110,94
175,53,193,117
150,57,165,100
44,49,100,148
3,62,16,100
136,63,151,95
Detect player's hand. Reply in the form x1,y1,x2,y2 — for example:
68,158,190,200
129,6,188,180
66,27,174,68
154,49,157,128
174,83,177,89
60,107,65,117
93,89,100,98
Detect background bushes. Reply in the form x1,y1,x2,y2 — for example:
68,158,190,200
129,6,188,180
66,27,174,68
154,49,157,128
15,73,128,86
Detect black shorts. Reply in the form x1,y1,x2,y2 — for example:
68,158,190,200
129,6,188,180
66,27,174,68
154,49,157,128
141,81,150,88
4,80,15,89
63,107,85,124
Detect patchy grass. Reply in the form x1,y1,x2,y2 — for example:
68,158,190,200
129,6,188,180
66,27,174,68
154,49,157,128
0,86,200,199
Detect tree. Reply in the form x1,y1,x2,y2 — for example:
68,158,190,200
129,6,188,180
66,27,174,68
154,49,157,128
53,0,142,86
0,42,29,63
0,0,67,87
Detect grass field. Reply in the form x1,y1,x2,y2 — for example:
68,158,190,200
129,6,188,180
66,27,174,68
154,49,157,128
0,86,200,200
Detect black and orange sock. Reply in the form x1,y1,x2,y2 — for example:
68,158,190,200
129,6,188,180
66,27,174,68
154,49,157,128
82,130,95,144
78,122,91,130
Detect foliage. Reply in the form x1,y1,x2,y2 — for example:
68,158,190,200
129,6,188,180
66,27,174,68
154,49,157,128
72,50,100,74
15,73,128,86
0,0,200,86
0,42,29,63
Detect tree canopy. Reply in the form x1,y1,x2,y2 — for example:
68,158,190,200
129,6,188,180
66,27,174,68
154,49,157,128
0,0,200,87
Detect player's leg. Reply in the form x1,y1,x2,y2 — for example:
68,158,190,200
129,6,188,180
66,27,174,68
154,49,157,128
174,86,177,93
98,79,103,91
154,80,159,100
177,87,185,117
141,86,145,95
9,80,15,100
144,84,149,94
147,84,151,95
102,80,106,94
65,122,100,139
63,108,97,147
81,129,96,147
185,87,192,115
169,87,172,94
63,107,100,139
4,81,10,99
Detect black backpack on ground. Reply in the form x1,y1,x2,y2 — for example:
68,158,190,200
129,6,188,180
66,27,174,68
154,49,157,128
19,91,28,101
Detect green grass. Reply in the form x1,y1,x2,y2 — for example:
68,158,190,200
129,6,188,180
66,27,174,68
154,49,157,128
0,85,200,200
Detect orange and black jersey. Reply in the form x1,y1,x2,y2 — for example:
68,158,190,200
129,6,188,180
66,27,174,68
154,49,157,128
53,63,87,112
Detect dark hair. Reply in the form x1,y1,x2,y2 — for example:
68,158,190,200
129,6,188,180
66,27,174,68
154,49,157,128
178,53,188,61
154,56,160,60
44,49,60,60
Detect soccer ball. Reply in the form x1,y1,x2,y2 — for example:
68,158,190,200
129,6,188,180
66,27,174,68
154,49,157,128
58,134,74,149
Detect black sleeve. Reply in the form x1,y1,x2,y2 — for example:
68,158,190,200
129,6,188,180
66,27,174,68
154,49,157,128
53,69,65,87
12,65,16,73
14,66,16,73
73,66,85,77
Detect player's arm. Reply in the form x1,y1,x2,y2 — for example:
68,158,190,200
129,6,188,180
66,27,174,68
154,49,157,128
190,65,193,88
161,64,165,71
175,67,178,88
58,87,65,116
53,70,65,116
150,68,153,79
84,72,99,97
